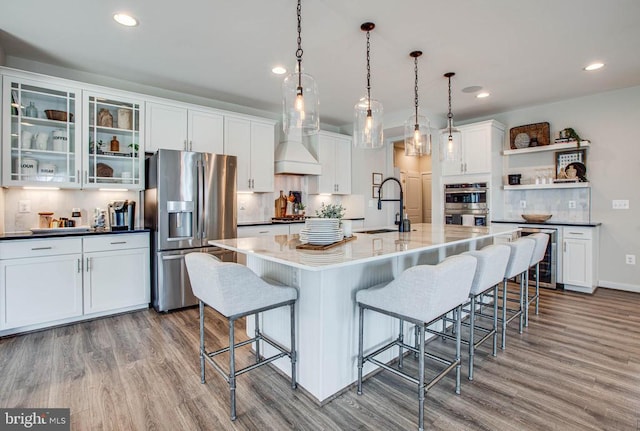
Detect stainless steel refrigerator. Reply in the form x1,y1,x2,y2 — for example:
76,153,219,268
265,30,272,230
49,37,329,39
145,149,237,312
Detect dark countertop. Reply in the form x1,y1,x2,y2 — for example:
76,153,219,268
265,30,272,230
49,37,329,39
0,228,151,241
492,220,602,227
238,217,365,227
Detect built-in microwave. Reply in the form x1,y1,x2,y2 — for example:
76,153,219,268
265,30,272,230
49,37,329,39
444,182,489,226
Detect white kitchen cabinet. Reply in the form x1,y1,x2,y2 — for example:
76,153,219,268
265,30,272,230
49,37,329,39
237,224,290,238
0,238,83,331
145,101,224,154
309,131,352,195
2,74,82,187
562,227,599,293
224,116,275,192
441,120,504,177
83,90,144,190
0,233,150,336
83,234,150,314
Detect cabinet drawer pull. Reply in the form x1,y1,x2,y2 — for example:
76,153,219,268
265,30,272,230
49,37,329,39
110,241,127,245
31,246,53,251
568,232,584,235
77,258,82,273
259,231,269,234
86,257,91,272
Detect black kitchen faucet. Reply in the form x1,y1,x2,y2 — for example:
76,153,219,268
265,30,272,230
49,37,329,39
377,177,406,232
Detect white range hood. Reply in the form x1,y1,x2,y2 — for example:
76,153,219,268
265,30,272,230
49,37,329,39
274,128,321,175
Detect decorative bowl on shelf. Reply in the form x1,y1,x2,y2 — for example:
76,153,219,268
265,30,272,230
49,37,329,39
45,110,74,122
521,214,552,223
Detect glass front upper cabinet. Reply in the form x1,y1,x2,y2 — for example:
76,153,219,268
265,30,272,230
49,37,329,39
2,76,82,187
83,91,143,190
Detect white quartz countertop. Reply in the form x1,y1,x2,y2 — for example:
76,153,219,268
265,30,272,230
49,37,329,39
209,223,518,271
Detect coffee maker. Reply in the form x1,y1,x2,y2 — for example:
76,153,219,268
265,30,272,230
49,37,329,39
108,200,136,231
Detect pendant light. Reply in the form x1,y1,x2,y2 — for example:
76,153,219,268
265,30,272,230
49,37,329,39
282,0,319,136
353,22,383,149
440,72,462,162
404,51,431,156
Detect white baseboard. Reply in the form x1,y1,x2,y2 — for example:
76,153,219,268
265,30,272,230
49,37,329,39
599,280,640,294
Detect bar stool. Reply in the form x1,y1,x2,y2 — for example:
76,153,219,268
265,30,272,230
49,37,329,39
356,254,477,431
461,244,511,380
500,237,535,349
184,252,298,421
524,233,550,326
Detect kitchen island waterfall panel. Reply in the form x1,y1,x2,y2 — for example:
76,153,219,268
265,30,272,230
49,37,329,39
209,223,518,403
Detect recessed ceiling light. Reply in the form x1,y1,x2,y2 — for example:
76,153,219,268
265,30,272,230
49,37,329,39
113,13,138,27
272,66,287,75
584,62,604,71
476,92,490,99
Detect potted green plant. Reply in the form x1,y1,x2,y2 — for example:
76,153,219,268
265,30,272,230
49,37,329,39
315,203,345,219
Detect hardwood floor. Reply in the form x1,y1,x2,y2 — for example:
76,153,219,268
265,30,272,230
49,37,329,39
2,287,640,430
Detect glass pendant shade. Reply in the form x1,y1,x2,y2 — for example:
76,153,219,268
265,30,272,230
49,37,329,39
353,96,384,149
283,71,319,136
404,114,432,156
440,126,462,161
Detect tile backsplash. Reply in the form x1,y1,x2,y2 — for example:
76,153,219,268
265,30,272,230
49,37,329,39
3,188,140,233
502,187,591,222
237,175,365,223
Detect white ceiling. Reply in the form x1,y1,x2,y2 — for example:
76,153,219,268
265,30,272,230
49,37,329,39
1,0,639,129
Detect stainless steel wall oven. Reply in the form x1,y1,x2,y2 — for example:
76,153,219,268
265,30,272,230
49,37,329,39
444,182,488,226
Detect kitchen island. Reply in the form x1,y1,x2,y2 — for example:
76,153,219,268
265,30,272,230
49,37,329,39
209,223,518,403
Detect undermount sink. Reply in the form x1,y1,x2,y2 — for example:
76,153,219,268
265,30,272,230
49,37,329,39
358,228,398,234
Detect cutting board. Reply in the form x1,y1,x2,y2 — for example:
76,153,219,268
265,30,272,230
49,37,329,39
296,235,356,250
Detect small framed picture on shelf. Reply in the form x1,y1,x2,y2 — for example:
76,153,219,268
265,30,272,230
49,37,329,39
372,185,381,199
555,149,587,180
372,172,383,186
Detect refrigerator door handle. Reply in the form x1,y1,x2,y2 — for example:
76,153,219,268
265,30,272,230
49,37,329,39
198,159,206,240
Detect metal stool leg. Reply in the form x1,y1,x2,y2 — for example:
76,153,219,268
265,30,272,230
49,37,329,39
398,318,404,369
418,323,426,431
290,303,297,389
492,284,498,357
229,318,237,421
468,295,476,381
357,306,365,395
455,305,462,394
501,278,507,350
535,263,540,315
254,312,260,363
199,301,206,384
519,273,525,334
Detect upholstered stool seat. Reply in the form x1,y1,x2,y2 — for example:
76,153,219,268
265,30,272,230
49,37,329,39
499,237,535,349
524,233,550,326
185,252,298,421
356,254,477,431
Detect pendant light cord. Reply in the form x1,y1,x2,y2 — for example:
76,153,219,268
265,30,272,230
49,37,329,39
414,56,419,128
447,75,453,138
296,0,303,91
366,29,371,113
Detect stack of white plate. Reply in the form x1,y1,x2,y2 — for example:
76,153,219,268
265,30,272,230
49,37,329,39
299,218,343,245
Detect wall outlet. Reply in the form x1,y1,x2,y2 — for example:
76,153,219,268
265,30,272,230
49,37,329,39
519,200,527,209
568,200,577,209
18,200,31,213
626,254,636,265
612,199,629,209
